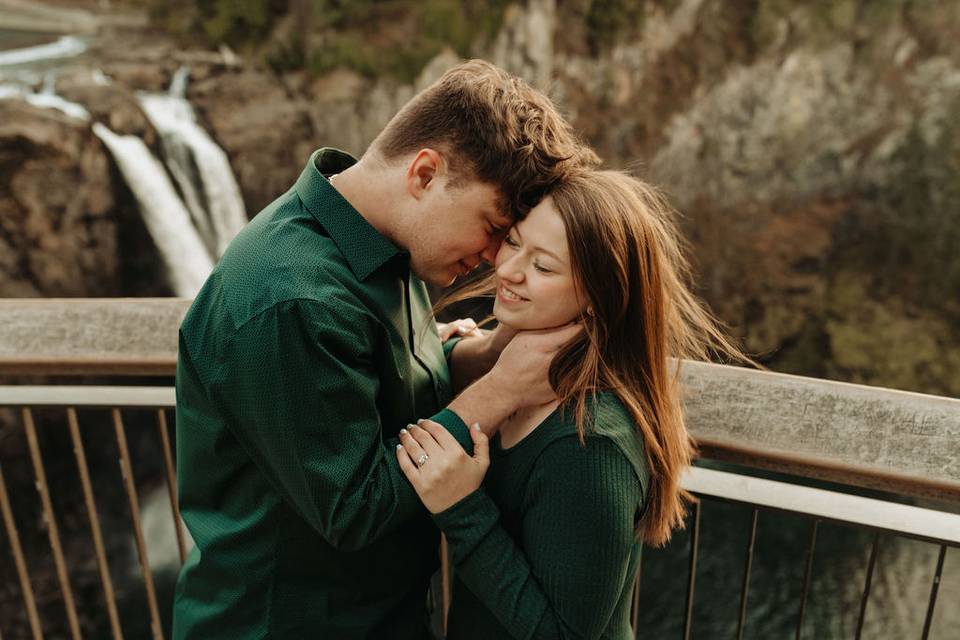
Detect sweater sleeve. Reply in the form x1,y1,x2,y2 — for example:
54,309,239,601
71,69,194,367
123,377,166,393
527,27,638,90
433,435,644,639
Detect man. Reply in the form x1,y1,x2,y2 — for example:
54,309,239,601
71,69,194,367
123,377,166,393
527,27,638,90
173,60,597,639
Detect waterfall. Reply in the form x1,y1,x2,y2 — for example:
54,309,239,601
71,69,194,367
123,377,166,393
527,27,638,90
0,77,90,121
92,123,214,297
0,35,87,67
138,67,248,259
2,60,246,297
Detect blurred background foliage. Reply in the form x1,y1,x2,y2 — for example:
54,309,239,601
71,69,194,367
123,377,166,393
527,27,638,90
142,0,512,81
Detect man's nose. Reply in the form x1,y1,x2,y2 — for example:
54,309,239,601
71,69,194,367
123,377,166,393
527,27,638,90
479,238,500,265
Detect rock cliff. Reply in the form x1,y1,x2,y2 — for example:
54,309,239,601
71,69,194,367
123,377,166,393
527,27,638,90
1,0,957,394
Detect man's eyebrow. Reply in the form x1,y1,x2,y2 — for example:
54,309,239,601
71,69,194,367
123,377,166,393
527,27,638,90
489,211,512,228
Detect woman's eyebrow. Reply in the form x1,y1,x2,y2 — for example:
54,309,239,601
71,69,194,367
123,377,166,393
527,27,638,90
514,227,564,262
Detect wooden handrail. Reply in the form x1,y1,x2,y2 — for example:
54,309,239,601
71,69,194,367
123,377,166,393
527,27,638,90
0,298,958,502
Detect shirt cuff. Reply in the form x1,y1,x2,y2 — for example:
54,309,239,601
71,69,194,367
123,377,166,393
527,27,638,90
442,336,463,361
432,488,501,564
429,407,472,452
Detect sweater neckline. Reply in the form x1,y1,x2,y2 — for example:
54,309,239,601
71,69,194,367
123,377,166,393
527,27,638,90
492,404,564,457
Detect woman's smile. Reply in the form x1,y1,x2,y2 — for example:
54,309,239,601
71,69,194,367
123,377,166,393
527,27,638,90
497,284,528,303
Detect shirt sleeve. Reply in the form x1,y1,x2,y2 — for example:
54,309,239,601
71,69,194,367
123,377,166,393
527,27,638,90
211,297,456,551
433,435,644,639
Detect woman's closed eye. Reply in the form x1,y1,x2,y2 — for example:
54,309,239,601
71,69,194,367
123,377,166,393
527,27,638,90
504,234,520,248
533,262,552,274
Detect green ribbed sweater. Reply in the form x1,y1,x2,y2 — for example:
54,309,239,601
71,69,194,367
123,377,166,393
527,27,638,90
434,393,650,639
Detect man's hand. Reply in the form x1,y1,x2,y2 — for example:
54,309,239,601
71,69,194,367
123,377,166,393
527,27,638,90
443,320,518,393
488,323,583,408
443,322,582,437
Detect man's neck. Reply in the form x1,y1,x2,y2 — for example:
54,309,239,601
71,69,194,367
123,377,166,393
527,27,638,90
328,160,404,247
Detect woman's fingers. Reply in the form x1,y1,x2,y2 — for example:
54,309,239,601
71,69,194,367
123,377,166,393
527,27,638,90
396,443,420,481
468,423,489,466
398,427,432,468
416,418,463,452
436,318,483,342
405,423,443,457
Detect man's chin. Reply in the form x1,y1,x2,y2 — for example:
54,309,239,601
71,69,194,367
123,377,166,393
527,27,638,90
411,264,457,288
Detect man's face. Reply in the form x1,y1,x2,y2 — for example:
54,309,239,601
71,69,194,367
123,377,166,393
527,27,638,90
406,176,512,286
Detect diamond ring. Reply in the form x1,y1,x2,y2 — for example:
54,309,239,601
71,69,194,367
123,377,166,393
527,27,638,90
416,453,429,468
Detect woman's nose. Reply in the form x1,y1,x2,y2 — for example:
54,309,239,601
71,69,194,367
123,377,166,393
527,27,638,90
496,255,524,282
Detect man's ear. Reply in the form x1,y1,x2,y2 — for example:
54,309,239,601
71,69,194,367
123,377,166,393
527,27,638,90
406,148,444,200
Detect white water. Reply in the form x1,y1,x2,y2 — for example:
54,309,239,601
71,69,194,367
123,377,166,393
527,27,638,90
92,123,214,297
0,35,86,67
0,77,90,120
138,67,248,259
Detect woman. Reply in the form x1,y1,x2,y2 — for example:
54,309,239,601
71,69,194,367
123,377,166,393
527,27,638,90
396,170,746,639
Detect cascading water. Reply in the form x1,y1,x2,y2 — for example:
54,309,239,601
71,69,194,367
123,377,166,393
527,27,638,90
2,54,248,297
138,66,248,259
92,123,214,297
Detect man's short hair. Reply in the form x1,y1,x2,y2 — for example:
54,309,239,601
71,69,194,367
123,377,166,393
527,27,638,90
370,59,599,217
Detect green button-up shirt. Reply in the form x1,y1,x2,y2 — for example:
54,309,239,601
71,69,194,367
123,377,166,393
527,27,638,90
173,148,469,639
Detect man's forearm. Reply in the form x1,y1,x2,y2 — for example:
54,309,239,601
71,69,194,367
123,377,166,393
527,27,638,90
448,335,500,393
447,373,515,436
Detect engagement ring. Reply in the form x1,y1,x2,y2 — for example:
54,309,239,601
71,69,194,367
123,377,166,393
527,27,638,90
416,453,429,468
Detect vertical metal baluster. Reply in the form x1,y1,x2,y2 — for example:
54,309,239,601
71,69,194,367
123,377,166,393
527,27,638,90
920,544,948,640
683,500,701,640
0,461,43,640
630,556,642,637
113,409,164,640
736,508,759,640
23,408,82,639
854,533,881,640
795,519,819,640
441,534,451,635
156,409,186,563
67,408,123,639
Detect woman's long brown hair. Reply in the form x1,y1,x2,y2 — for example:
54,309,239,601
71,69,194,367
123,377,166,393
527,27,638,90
437,170,750,547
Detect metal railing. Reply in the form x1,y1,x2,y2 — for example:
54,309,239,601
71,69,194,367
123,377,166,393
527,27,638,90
2,385,958,639
0,387,179,640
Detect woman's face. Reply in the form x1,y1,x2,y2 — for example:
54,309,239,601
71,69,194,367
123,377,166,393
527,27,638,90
493,196,587,330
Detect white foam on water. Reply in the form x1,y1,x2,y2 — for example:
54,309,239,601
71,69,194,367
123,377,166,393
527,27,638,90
0,35,87,67
92,122,215,297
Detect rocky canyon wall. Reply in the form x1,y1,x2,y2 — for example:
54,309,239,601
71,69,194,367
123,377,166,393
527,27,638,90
1,0,958,395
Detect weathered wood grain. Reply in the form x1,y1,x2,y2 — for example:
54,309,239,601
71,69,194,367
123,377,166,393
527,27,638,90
0,298,191,375
0,299,957,500
681,361,960,502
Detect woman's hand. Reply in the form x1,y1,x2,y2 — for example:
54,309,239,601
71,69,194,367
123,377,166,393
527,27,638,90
436,318,484,342
396,419,489,514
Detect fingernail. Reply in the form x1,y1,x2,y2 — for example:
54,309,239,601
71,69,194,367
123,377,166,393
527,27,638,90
472,423,480,432
457,326,467,334
416,418,425,425
399,428,408,436
396,444,403,450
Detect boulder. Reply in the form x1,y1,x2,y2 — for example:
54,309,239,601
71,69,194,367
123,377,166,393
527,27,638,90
0,100,121,297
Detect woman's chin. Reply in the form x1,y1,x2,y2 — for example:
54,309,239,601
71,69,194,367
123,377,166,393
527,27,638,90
493,309,547,332
493,309,528,331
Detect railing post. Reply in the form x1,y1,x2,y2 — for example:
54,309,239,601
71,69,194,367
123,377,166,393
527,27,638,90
22,408,82,640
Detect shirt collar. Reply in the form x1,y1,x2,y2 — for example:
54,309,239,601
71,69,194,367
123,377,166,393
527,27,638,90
295,147,405,281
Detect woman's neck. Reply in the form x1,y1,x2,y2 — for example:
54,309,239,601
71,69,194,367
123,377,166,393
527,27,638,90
499,400,560,449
